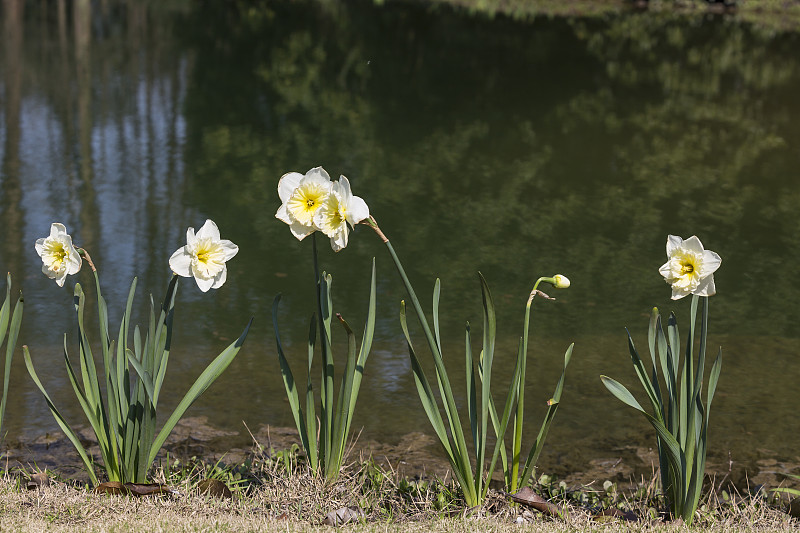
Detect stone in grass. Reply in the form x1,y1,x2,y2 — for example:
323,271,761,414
322,506,364,526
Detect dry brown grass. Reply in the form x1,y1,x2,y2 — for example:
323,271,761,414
0,456,798,533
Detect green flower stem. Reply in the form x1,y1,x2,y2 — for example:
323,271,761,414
311,233,334,471
510,277,545,492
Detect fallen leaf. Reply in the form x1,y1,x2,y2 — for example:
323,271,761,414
322,506,364,526
95,482,175,497
26,472,50,490
509,487,561,517
197,479,232,499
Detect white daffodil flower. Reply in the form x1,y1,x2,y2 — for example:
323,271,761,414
34,223,82,287
275,167,332,240
658,235,721,300
313,175,370,252
169,219,239,292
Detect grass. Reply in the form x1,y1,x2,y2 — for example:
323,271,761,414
0,444,797,532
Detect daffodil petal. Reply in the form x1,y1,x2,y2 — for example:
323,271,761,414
681,235,705,255
658,261,672,279
666,235,683,256
278,172,304,203
347,196,370,226
196,219,221,242
702,250,721,274
694,275,716,297
218,240,239,261
275,204,292,224
50,223,67,239
67,252,82,275
185,227,197,247
289,220,315,241
169,247,193,277
211,267,228,289
306,166,331,184
194,273,215,293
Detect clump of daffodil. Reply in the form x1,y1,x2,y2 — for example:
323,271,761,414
314,176,370,252
25,218,251,487
602,234,722,525
272,167,376,481
276,167,370,251
34,223,82,287
275,167,333,241
169,219,239,292
658,235,720,300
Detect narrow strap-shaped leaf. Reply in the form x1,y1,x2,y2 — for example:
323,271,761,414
399,301,453,459
329,314,358,478
519,343,573,487
0,285,22,439
62,335,107,460
647,308,659,380
318,271,334,468
92,272,123,477
385,240,476,505
24,347,99,486
601,375,684,479
348,259,377,421
73,284,101,417
126,349,155,402
433,279,442,354
476,272,496,493
305,314,318,472
625,330,665,425
149,318,252,467
481,337,527,500
0,274,11,347
152,276,179,396
401,299,477,503
466,323,478,453
272,295,312,460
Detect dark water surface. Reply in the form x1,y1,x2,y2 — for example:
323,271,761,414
1,1,799,478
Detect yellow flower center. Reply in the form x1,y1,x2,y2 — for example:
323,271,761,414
680,262,694,274
43,241,68,271
193,239,224,278
288,182,328,225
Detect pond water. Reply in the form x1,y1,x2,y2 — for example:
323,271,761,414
1,0,799,481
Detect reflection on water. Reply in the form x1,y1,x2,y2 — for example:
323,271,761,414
1,1,799,476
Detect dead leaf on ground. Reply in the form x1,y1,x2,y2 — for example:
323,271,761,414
95,482,176,497
26,471,50,490
322,506,364,526
788,498,800,518
197,479,232,499
508,487,562,517
593,507,639,522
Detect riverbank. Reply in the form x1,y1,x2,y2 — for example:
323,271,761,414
2,416,799,531
421,0,800,30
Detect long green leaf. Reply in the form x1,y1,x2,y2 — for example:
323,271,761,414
601,375,683,477
305,314,318,471
476,272,496,494
519,343,573,488
24,346,99,486
0,279,22,441
148,318,252,466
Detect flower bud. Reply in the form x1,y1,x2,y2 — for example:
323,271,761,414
553,274,570,289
